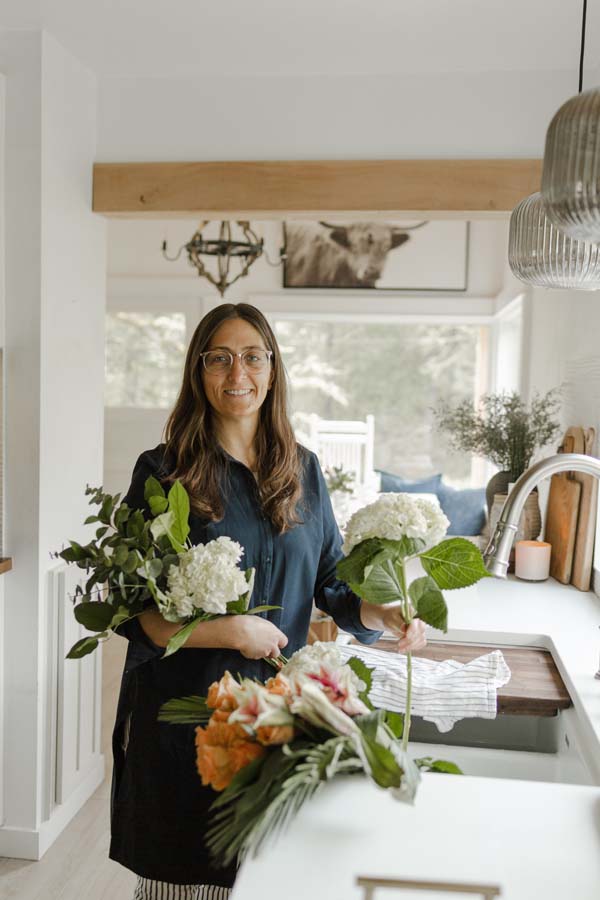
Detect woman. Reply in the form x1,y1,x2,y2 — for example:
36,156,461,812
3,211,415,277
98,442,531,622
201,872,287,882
111,302,426,899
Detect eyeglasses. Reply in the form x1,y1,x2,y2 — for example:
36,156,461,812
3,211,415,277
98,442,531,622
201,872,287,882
200,349,273,373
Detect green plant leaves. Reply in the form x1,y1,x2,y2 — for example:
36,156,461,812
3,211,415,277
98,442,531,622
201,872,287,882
168,481,190,547
384,710,405,739
74,601,115,632
357,730,403,789
158,694,211,724
419,537,491,590
66,634,105,659
415,756,463,775
164,616,205,657
346,656,374,709
336,538,381,585
408,576,448,632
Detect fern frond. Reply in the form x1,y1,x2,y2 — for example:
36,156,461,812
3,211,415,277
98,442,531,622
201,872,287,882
157,695,210,724
206,736,362,868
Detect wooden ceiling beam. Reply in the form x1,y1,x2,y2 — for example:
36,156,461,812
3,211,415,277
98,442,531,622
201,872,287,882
92,159,542,218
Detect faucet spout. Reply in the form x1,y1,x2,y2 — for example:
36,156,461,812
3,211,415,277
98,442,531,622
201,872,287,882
483,453,600,578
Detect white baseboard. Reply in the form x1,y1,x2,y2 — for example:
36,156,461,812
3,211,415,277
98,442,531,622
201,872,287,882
0,754,105,860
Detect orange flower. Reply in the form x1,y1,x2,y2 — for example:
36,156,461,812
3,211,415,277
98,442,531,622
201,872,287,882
206,671,238,713
195,719,265,791
265,673,292,698
255,724,295,746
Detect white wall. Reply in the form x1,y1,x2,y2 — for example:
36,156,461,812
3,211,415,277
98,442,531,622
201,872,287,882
0,30,106,858
527,289,600,438
97,69,576,162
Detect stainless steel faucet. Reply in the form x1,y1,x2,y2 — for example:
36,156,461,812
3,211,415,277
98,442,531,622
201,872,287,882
483,452,600,578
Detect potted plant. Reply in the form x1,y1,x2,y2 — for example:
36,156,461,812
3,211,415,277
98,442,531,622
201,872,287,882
433,390,562,519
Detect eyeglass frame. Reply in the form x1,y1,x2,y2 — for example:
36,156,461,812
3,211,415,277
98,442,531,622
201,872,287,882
199,348,274,372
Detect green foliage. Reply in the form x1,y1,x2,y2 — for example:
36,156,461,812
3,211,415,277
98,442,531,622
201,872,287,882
158,695,211,725
164,616,206,658
336,536,424,599
419,538,490,590
346,656,375,710
408,576,448,632
55,477,195,660
384,711,405,739
324,465,355,495
433,389,562,481
206,738,364,867
415,756,463,775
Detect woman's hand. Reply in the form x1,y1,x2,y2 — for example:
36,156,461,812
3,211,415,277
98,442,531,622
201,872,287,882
359,600,427,653
229,615,289,660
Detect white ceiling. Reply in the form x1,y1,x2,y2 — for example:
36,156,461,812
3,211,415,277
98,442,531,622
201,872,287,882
1,0,598,81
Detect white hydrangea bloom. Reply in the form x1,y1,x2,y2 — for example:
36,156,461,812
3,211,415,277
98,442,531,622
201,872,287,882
162,536,250,621
342,492,449,556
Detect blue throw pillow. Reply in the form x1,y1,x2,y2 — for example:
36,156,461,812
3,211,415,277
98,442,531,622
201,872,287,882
436,481,487,536
377,470,443,495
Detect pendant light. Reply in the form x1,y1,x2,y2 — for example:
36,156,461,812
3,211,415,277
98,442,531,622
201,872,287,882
508,192,600,290
162,221,265,296
542,0,600,240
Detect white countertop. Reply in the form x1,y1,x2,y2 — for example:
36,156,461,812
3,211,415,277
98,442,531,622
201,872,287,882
232,774,600,899
232,576,600,898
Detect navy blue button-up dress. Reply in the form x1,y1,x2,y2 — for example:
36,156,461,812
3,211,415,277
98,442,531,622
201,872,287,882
109,443,381,887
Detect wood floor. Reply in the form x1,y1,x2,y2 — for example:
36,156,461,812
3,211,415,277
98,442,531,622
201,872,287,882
0,636,137,900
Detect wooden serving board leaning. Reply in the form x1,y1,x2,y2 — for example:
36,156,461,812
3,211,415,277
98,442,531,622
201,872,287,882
571,427,597,591
544,431,581,584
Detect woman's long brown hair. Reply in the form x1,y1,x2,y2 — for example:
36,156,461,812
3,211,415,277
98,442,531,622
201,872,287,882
163,303,303,532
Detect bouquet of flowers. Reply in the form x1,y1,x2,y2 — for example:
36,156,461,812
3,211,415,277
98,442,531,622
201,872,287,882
158,492,491,865
158,642,461,867
56,478,278,659
337,492,490,751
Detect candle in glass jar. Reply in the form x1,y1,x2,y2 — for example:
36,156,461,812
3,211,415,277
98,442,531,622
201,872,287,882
515,540,551,581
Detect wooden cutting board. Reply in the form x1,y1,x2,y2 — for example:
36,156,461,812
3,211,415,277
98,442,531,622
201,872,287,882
545,432,581,584
571,427,598,591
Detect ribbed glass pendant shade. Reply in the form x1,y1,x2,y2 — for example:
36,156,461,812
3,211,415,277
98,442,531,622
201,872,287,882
542,87,600,240
508,192,600,289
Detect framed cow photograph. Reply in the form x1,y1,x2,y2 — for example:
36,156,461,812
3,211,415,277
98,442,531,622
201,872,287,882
282,220,469,291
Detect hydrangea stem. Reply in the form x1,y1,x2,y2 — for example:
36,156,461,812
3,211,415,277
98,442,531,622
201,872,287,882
396,558,412,752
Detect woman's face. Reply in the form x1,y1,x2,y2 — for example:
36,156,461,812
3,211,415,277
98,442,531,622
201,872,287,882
201,317,273,424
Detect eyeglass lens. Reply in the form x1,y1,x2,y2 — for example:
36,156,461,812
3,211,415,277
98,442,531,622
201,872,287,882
203,350,270,372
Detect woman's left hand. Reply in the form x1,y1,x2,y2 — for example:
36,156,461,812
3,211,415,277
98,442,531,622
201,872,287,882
360,601,427,653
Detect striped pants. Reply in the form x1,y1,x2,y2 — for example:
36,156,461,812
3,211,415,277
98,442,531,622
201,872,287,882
133,876,232,899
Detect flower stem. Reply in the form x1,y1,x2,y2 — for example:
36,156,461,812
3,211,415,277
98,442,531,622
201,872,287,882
396,558,413,752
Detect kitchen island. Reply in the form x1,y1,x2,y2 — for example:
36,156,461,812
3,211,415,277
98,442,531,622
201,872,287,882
232,576,600,899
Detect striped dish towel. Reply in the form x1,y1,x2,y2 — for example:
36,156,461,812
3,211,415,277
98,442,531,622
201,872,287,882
338,642,511,733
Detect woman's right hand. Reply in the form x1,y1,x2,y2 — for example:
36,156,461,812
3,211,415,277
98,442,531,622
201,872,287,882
230,615,288,660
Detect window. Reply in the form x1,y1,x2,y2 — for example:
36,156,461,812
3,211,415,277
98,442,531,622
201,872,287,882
105,311,186,408
274,318,489,486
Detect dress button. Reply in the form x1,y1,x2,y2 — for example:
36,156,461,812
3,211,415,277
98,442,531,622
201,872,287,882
266,556,271,564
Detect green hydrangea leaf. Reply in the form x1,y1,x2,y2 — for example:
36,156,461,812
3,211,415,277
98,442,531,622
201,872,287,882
354,558,403,604
336,538,382,584
419,537,491,590
408,575,448,632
